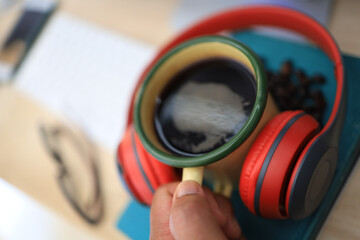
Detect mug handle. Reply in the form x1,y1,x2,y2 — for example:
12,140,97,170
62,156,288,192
182,167,204,185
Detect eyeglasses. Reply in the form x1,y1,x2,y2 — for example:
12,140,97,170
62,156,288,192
39,123,104,224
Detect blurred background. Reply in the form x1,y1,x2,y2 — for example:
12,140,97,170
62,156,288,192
0,0,359,239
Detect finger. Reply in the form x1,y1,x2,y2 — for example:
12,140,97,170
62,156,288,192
150,182,179,240
204,187,242,239
203,187,227,225
214,193,242,239
170,180,226,240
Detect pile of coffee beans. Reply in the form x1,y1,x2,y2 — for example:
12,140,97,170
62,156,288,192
265,60,327,123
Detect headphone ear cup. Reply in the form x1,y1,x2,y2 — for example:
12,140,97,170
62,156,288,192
142,150,179,189
239,111,319,218
117,126,149,204
239,111,293,214
117,126,178,205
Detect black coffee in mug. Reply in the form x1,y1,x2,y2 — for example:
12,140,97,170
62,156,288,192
154,57,257,156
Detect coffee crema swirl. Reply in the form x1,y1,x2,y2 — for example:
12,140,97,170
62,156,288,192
154,57,257,156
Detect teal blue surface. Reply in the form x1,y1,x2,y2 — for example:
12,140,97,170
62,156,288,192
116,201,150,239
116,32,360,240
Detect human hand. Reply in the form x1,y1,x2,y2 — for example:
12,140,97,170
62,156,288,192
150,180,245,240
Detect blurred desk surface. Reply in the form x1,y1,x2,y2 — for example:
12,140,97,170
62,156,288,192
0,0,360,239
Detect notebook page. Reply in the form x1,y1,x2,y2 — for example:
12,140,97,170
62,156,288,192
15,13,155,150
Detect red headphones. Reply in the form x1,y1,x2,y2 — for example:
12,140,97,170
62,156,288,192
117,6,345,220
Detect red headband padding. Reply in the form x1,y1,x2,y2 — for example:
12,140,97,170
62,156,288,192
126,5,343,139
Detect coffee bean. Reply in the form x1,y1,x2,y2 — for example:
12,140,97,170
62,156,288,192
311,74,326,84
281,61,293,76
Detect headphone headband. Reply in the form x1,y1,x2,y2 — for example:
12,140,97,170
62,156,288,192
168,7,342,64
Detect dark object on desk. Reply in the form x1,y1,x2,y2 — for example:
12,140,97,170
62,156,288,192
0,0,57,82
39,123,104,225
266,60,327,124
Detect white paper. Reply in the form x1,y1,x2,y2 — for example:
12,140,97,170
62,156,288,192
15,13,155,150
0,179,99,240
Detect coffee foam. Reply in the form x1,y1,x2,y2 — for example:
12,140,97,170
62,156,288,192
164,81,249,153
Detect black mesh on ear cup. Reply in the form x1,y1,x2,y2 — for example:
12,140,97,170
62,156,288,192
288,145,337,219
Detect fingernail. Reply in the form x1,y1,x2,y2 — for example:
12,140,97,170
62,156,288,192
175,180,203,198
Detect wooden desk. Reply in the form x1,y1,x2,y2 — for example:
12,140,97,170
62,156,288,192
0,0,359,239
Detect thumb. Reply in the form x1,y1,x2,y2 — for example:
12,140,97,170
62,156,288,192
169,180,226,240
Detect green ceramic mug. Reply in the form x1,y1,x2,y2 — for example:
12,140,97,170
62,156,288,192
133,35,274,176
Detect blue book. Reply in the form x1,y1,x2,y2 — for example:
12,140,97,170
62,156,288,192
116,31,360,240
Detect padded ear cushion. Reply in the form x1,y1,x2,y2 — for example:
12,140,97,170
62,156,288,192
144,150,179,187
257,113,319,218
134,132,179,190
239,111,296,213
117,125,178,205
239,111,319,217
117,126,149,204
